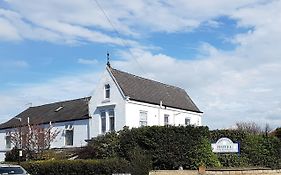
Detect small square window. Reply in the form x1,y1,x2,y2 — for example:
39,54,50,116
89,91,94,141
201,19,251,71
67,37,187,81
185,118,191,126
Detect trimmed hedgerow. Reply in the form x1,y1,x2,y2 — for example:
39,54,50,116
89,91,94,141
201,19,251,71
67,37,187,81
21,159,131,175
80,125,220,170
210,130,281,169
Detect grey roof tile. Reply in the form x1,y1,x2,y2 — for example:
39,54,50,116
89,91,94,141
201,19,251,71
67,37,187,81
0,97,91,130
109,67,202,113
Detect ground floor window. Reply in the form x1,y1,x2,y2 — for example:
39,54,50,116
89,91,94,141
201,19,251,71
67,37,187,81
139,111,148,127
109,110,115,131
185,117,191,126
101,111,106,133
65,125,74,146
5,135,11,149
164,114,169,126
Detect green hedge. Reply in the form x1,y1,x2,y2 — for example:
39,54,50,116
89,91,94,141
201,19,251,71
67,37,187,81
21,159,131,175
210,130,281,168
81,126,220,170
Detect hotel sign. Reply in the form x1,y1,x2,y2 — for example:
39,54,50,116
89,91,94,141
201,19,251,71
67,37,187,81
211,137,239,153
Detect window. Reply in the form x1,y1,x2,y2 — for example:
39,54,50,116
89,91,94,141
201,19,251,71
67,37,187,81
109,110,115,131
139,111,148,127
0,167,25,174
105,84,110,99
65,125,74,146
185,118,191,126
164,114,169,126
5,135,11,149
101,111,106,133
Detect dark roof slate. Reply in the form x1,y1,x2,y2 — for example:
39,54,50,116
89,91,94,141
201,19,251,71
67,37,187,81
109,67,202,113
0,97,91,130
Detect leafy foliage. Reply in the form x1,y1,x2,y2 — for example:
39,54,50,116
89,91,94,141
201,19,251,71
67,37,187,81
79,132,120,159
21,159,131,175
80,125,220,170
210,129,281,168
5,147,27,162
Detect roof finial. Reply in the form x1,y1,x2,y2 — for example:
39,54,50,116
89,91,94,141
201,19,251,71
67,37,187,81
107,51,111,67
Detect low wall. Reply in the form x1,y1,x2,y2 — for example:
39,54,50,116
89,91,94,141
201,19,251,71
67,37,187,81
149,169,281,175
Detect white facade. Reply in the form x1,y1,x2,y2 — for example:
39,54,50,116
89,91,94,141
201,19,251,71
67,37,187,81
88,67,202,137
0,66,202,162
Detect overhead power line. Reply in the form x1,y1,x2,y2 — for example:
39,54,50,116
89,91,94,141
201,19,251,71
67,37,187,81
93,0,145,74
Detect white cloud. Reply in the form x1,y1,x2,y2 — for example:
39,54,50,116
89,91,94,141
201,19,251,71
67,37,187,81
78,58,98,65
1,0,281,130
0,71,102,123
0,0,265,44
112,27,281,129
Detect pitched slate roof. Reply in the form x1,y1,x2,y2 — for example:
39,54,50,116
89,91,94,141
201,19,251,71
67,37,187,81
0,97,91,130
109,67,202,113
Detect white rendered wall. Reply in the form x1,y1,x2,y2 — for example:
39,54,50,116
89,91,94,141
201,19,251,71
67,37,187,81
50,119,90,148
125,100,202,128
89,68,126,137
0,130,9,162
0,119,90,161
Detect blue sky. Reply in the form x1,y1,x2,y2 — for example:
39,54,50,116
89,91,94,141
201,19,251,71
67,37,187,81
1,0,281,129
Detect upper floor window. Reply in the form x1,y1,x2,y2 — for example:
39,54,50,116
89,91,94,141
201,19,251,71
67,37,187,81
5,135,11,149
101,111,106,133
139,111,148,127
104,84,110,99
164,114,169,126
65,125,74,146
109,110,115,132
185,118,191,126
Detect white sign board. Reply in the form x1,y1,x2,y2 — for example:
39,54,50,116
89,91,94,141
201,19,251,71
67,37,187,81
211,137,239,153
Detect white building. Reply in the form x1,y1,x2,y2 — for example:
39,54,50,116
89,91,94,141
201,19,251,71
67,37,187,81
0,64,203,161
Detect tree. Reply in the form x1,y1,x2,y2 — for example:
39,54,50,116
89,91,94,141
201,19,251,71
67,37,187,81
235,122,262,134
9,123,60,160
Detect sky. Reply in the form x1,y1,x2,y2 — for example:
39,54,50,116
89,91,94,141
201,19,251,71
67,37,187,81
1,0,281,129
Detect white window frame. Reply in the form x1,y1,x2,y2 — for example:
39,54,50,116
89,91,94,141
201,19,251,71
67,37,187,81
164,114,169,126
109,109,115,132
100,111,106,133
139,111,148,127
104,84,110,99
185,117,191,126
5,135,11,149
65,125,74,146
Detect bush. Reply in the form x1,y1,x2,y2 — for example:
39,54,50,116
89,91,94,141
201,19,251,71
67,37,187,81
79,132,120,159
81,125,220,170
118,126,220,170
21,159,131,175
5,148,27,162
210,129,281,168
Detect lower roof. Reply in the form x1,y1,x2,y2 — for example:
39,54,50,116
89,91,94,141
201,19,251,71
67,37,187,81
0,97,91,130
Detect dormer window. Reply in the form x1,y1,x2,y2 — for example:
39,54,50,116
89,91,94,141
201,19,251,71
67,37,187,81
105,84,110,99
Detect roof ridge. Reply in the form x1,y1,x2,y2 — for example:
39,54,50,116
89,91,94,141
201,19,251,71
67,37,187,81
110,67,185,91
30,96,91,108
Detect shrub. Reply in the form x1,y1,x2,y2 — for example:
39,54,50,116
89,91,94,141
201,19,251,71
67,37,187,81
21,159,131,175
79,132,120,159
210,129,281,168
118,126,220,170
5,148,27,162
